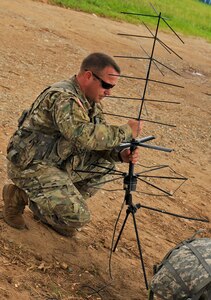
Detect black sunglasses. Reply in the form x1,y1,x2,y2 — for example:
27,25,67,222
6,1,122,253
91,71,115,90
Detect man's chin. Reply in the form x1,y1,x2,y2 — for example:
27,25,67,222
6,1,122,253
98,96,104,101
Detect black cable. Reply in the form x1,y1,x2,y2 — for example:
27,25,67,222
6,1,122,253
109,197,126,279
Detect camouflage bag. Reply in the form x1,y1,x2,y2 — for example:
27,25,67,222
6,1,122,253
149,237,211,300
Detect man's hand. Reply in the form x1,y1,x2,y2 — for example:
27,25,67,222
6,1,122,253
127,120,143,138
119,147,139,164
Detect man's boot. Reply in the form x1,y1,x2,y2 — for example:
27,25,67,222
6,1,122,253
2,184,28,229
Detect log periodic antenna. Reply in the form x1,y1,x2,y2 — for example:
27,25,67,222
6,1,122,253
108,9,181,291
72,6,209,297
105,8,208,292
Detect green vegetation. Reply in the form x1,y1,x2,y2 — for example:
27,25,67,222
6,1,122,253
50,0,211,41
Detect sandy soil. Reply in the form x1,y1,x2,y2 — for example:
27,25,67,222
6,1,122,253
0,0,210,299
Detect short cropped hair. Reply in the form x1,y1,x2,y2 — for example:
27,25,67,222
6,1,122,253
80,52,121,74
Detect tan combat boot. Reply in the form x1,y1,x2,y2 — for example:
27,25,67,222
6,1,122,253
2,184,28,229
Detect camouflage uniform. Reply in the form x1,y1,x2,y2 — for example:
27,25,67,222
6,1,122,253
150,237,211,300
7,76,132,231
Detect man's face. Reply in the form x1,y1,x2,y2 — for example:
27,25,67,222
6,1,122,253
85,66,119,103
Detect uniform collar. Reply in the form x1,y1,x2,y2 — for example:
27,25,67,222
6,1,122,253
71,75,92,112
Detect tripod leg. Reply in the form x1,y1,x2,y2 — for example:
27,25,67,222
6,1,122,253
131,211,149,290
113,209,130,252
148,289,154,300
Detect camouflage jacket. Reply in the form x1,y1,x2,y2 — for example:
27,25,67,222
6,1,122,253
7,76,132,169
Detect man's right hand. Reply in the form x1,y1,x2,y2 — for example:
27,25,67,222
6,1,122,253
127,119,143,138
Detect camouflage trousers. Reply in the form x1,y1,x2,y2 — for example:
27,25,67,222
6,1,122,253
7,151,115,232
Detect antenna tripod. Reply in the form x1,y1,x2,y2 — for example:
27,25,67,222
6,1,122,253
112,150,149,289
113,138,150,288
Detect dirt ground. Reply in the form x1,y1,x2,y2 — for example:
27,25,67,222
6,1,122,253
0,0,210,299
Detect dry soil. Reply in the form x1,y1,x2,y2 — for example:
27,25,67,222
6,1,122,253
0,1,210,299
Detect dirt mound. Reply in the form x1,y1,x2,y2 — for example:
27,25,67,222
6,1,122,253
0,0,210,299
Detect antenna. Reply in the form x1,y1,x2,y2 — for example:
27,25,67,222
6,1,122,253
73,6,209,296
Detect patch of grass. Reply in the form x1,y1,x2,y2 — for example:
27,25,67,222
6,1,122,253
50,0,211,41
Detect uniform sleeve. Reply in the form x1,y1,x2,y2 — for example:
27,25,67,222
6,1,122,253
53,92,132,152
96,148,122,163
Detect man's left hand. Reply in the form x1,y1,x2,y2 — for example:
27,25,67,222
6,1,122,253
119,148,139,164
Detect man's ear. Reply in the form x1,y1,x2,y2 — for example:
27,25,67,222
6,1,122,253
84,70,92,80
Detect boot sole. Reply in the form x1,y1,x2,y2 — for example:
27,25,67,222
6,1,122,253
2,213,26,229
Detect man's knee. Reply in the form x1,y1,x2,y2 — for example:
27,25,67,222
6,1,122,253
29,196,90,228
53,200,91,225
